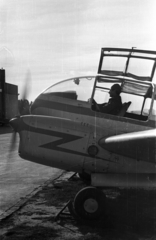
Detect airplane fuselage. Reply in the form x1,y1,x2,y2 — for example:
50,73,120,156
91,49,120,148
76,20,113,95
19,89,155,176
10,48,156,189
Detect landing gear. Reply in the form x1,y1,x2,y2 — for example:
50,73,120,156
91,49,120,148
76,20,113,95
78,172,91,183
73,186,106,220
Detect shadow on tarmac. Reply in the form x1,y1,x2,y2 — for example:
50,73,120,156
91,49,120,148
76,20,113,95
0,125,13,135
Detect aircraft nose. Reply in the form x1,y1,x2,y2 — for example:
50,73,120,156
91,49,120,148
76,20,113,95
9,117,21,132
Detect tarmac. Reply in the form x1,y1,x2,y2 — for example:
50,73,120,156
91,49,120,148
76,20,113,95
1,171,156,240
0,124,62,219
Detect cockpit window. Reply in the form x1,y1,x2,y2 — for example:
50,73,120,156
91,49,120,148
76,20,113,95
42,77,95,102
122,81,150,96
98,48,156,82
93,76,153,121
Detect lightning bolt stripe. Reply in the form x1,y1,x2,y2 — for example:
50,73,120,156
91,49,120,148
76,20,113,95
39,131,108,160
20,117,114,161
39,131,88,156
21,119,90,158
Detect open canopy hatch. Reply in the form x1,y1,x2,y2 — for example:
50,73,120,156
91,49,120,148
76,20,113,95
98,48,156,82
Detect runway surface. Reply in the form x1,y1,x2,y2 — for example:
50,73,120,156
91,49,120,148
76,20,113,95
0,127,62,216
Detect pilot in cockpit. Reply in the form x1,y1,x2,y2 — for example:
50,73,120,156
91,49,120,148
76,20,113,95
92,84,122,115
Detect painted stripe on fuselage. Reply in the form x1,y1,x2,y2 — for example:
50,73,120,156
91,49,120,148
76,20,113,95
39,131,87,156
31,98,155,128
20,118,105,160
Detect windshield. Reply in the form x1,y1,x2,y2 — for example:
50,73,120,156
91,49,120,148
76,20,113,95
42,76,95,102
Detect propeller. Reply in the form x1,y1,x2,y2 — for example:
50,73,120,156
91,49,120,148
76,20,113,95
18,69,32,115
7,129,17,161
6,69,32,169
6,118,19,170
20,69,31,101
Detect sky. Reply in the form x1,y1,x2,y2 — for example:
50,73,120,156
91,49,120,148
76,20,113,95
0,0,156,101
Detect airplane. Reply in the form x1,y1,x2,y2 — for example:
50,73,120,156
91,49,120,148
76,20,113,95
9,47,156,220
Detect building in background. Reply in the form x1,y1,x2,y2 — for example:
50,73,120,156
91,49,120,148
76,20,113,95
0,69,18,125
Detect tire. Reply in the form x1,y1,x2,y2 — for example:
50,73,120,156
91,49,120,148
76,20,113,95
74,186,106,220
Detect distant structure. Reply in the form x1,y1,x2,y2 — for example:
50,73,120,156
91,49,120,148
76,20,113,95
0,69,18,125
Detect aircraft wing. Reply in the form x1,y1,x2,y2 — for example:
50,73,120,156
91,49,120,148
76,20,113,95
101,129,156,143
99,129,156,162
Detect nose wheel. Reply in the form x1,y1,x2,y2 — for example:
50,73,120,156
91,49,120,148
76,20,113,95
73,186,106,220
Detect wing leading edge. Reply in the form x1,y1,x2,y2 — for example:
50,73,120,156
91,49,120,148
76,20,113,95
99,129,156,162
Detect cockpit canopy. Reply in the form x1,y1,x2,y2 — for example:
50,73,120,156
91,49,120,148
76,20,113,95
41,75,154,121
34,48,156,121
42,76,95,102
98,48,156,82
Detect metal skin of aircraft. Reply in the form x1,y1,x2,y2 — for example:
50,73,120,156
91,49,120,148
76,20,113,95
9,48,156,220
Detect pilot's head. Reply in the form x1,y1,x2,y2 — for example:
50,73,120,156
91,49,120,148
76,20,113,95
109,84,121,97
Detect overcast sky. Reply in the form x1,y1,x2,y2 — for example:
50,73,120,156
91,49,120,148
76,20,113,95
0,0,156,100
